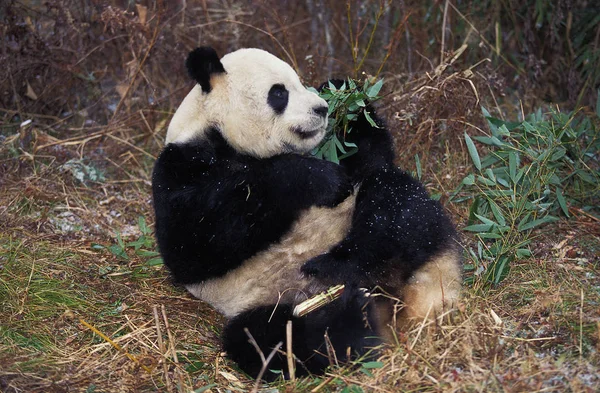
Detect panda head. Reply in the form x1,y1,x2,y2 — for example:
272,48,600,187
166,47,329,158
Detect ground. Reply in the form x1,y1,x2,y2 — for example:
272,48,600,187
1,2,599,391
1,83,599,392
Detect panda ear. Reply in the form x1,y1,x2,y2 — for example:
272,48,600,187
186,47,226,93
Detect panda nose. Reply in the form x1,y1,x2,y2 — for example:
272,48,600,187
313,106,328,118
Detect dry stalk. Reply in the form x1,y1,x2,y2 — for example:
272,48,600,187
580,288,584,357
286,320,295,381
244,328,283,393
222,19,297,72
110,14,161,122
153,305,172,393
106,133,156,159
79,319,152,373
161,305,186,392
323,330,338,368
310,375,335,393
18,258,35,315
440,0,450,62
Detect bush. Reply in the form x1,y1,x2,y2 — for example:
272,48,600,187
454,98,600,285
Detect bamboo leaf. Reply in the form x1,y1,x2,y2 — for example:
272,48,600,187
556,188,570,217
473,136,504,146
496,176,510,187
518,215,559,232
145,257,164,266
474,213,497,226
491,256,510,285
367,79,384,98
498,124,510,136
364,110,379,128
136,249,160,257
462,173,475,185
488,200,507,226
478,233,502,239
464,132,481,170
362,361,384,369
415,154,422,180
464,223,493,232
516,248,532,258
509,151,517,182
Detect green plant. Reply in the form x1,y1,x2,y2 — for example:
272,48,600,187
454,103,600,286
92,216,163,267
61,159,105,185
311,78,383,164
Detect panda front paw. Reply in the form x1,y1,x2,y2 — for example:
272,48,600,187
301,253,356,284
314,162,354,208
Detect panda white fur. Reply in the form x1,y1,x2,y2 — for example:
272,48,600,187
152,47,462,380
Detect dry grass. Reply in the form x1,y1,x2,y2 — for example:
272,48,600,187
1,1,600,392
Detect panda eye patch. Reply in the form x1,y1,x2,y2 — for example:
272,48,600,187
267,84,289,115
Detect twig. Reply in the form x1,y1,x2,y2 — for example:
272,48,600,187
111,12,161,121
34,128,116,151
580,289,584,358
353,0,387,76
286,320,295,381
106,133,157,159
310,376,335,392
161,305,185,392
154,306,172,393
180,0,186,26
223,20,297,71
80,319,152,373
440,0,450,63
18,259,35,315
447,1,523,75
346,1,357,69
244,328,282,392
323,330,338,368
376,6,410,79
263,8,298,72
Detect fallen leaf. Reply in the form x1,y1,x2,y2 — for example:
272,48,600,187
26,82,38,100
136,4,148,25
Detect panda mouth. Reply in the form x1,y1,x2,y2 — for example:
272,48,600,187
291,126,323,140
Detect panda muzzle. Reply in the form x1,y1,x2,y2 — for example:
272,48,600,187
292,126,322,140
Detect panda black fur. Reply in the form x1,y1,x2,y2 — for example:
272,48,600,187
152,47,462,380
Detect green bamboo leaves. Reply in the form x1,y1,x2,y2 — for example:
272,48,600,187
457,104,599,286
312,78,383,164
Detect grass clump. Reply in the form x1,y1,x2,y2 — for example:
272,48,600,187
92,216,163,270
454,101,600,286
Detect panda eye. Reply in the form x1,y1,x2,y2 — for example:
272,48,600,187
268,84,289,115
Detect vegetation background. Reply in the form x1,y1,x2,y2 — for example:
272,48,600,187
1,0,599,392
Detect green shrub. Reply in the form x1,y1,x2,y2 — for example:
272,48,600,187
454,100,600,286
92,216,162,267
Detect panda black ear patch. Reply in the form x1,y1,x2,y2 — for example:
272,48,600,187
186,47,226,93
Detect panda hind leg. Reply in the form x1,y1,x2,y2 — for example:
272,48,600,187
222,290,381,381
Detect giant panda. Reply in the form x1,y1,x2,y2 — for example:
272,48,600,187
152,46,462,380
